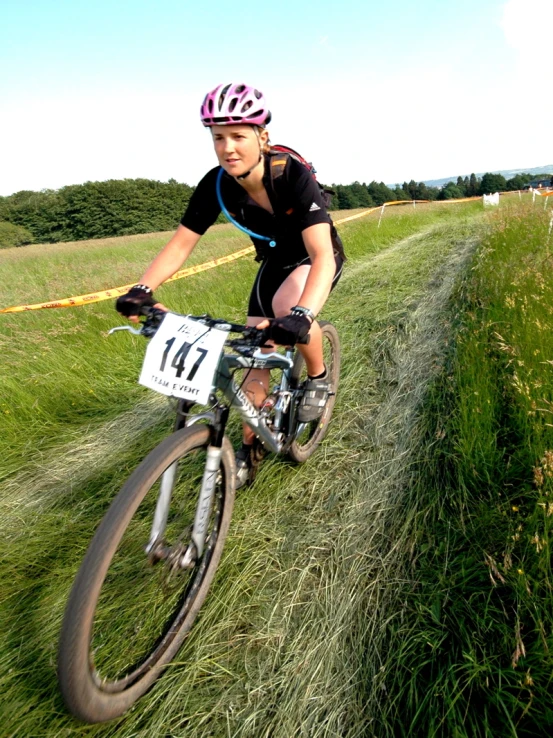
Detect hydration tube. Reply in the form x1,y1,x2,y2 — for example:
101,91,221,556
216,167,276,248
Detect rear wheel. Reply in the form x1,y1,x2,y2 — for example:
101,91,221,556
58,425,235,723
287,320,340,463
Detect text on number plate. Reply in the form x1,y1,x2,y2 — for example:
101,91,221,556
139,313,227,404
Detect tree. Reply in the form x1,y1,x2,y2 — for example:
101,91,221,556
465,174,478,196
480,172,507,195
505,173,536,190
401,180,433,200
506,174,527,191
415,182,431,200
0,220,34,248
438,182,465,200
333,184,359,209
0,179,194,243
367,181,395,205
349,181,373,208
392,185,410,201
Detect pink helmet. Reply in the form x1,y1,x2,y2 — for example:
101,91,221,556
200,83,272,127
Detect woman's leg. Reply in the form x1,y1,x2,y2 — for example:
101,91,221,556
241,315,271,445
240,255,341,443
272,264,325,377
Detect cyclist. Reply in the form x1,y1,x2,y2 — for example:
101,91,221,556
116,82,345,485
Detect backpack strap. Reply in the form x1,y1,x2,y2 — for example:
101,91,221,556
267,150,291,213
266,150,346,261
269,151,289,181
271,145,317,178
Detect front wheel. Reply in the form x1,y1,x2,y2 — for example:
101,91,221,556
58,425,235,723
287,320,340,463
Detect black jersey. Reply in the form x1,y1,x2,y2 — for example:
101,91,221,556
180,152,343,265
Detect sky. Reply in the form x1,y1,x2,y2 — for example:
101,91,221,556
1,0,552,195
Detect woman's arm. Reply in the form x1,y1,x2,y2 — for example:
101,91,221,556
297,223,336,316
139,224,202,290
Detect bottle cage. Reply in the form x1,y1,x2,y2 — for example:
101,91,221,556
215,168,276,248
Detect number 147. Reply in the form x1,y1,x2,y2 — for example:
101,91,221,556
160,338,208,380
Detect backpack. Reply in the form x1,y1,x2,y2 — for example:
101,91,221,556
268,145,335,209
267,145,345,261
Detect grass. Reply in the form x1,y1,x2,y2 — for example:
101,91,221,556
3,197,548,735
0,209,370,308
369,200,553,737
0,201,481,482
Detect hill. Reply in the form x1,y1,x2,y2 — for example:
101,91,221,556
421,164,553,189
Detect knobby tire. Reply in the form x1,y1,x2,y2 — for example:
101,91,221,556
287,320,340,463
58,425,235,723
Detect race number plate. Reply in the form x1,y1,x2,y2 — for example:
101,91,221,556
139,313,227,404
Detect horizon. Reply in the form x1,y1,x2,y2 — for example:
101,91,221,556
1,0,552,196
2,163,551,198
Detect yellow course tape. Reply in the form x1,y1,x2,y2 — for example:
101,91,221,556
0,245,256,313
0,195,500,314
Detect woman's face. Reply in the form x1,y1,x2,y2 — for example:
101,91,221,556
211,125,267,178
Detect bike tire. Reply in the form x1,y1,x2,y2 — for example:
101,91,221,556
287,320,341,463
58,425,235,723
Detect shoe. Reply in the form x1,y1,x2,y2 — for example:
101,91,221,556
297,373,330,423
234,446,252,489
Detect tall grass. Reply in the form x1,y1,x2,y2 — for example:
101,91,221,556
0,202,480,482
0,201,491,735
374,201,553,737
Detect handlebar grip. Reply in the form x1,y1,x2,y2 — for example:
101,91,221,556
139,306,168,337
296,333,311,345
138,305,160,317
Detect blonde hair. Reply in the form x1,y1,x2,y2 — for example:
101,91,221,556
254,125,271,154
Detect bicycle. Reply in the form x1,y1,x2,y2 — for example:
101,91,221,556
57,308,340,723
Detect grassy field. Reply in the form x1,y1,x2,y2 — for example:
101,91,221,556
1,195,550,736
373,200,553,737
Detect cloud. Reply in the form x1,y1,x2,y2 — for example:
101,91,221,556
501,0,553,54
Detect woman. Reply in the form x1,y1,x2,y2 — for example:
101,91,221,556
116,82,345,486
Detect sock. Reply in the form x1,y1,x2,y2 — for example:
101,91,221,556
308,365,327,380
236,442,253,464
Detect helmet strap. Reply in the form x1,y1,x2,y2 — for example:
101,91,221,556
236,153,262,180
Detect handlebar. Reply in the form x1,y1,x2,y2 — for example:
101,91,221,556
136,307,310,347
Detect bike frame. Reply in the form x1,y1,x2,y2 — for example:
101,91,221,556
147,344,299,563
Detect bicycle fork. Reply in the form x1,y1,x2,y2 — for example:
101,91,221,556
145,403,229,569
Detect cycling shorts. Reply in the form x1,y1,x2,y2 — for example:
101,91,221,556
247,252,344,319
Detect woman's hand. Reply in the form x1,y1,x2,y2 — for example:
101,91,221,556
266,312,311,346
115,286,168,323
128,302,168,324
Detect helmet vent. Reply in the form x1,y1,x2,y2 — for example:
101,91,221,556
219,84,231,110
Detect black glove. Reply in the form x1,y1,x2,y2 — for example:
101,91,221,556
116,285,156,317
270,312,311,346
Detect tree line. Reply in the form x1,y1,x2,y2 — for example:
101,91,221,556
0,171,549,248
0,179,194,248
328,171,548,209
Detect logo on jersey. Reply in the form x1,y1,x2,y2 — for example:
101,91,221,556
309,202,321,211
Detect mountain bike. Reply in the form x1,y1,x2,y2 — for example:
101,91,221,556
57,308,340,723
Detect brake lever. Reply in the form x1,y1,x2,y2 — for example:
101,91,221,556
108,325,143,336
